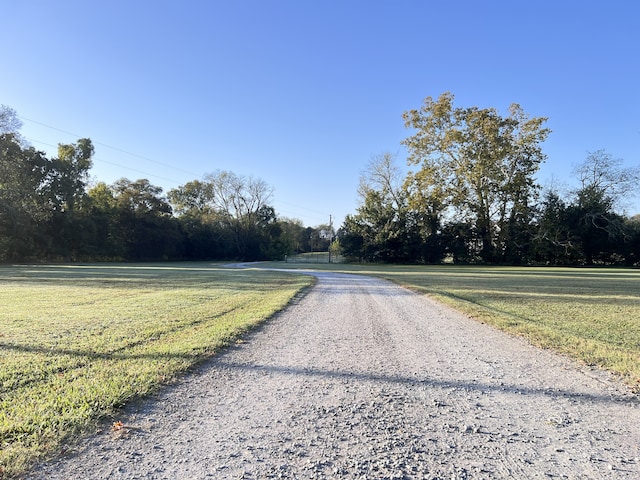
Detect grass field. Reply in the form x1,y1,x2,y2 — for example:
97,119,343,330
267,262,640,390
0,263,313,478
2,262,639,477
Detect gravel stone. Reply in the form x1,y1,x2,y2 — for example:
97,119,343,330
28,270,640,479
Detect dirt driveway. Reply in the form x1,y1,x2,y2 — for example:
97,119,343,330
29,270,640,479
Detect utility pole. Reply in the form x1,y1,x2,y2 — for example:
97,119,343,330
328,214,333,263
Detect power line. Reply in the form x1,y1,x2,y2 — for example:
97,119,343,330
24,137,183,186
19,115,200,177
19,116,333,221
275,199,330,218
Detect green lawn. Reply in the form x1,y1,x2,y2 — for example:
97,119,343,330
0,263,313,478
2,262,639,477
267,262,640,390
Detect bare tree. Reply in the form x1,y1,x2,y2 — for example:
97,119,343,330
0,105,22,134
358,152,405,210
572,149,640,211
205,170,274,259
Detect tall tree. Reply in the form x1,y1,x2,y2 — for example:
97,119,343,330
573,149,640,212
110,178,178,260
168,180,225,259
168,179,216,218
84,182,120,259
567,150,639,264
50,138,94,213
532,189,576,264
402,92,550,263
0,134,51,260
42,139,96,259
204,170,274,260
339,153,427,263
623,215,640,266
358,152,405,211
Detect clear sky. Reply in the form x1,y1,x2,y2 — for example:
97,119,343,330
3,0,639,227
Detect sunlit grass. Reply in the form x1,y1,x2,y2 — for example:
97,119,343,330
0,263,312,478
3,261,639,477
265,262,640,389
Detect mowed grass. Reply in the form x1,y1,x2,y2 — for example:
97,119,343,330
0,263,312,478
268,262,640,390
379,266,640,385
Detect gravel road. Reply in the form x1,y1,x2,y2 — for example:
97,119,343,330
29,270,640,479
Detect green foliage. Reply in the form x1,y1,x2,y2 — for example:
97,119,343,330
0,107,320,263
338,96,638,266
0,134,55,261
51,138,94,213
340,191,424,263
167,179,215,217
2,102,638,266
0,124,307,262
340,152,445,264
402,92,550,262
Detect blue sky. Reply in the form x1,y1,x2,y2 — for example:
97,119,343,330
3,1,639,227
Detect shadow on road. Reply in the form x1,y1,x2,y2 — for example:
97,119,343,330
213,358,638,407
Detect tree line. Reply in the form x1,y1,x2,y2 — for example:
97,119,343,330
338,93,640,266
0,106,332,263
3,95,639,266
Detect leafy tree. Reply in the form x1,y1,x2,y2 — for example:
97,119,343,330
297,226,315,253
43,139,95,259
0,134,51,260
623,215,640,266
258,211,296,260
49,139,94,213
168,172,279,260
532,189,576,264
168,179,228,259
0,135,97,261
112,178,172,215
340,152,448,263
276,217,306,253
404,165,446,241
110,178,179,260
83,182,122,259
402,92,550,263
0,107,315,263
440,221,476,264
338,213,369,262
167,179,216,218
403,167,448,263
340,153,410,262
339,189,419,263
564,195,625,265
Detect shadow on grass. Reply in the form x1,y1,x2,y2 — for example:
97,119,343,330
0,341,203,361
0,337,230,398
1,263,300,292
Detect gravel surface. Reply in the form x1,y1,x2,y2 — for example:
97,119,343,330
28,270,640,479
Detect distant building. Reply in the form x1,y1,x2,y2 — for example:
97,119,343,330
319,229,333,240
